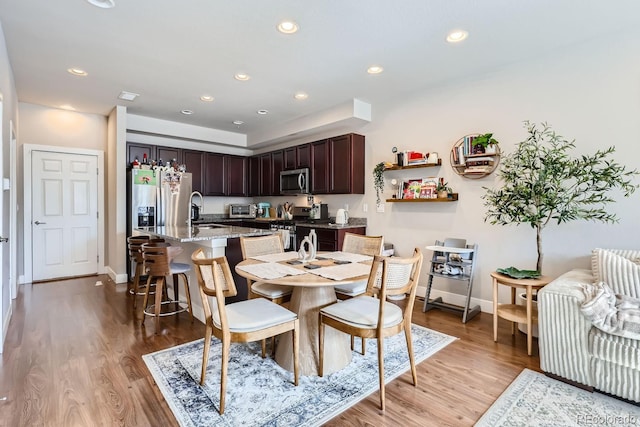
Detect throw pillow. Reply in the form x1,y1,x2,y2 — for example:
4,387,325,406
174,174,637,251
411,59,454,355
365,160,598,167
592,248,640,298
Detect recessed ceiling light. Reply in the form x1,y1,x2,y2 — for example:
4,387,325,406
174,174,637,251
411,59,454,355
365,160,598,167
233,120,244,125
294,92,308,100
367,65,384,74
181,109,194,115
200,95,214,102
118,91,139,101
86,0,115,9
277,20,299,34
257,109,269,115
446,30,469,43
234,73,250,81
59,104,76,111
67,68,88,77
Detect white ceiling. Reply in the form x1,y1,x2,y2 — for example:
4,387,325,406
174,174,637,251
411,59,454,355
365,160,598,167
1,0,639,147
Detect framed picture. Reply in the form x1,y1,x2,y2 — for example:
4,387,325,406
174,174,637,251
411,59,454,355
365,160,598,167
401,177,438,199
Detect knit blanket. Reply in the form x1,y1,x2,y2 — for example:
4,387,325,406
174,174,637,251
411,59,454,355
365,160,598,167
580,281,640,340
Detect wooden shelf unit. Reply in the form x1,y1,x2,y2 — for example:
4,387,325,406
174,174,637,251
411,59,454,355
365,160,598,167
386,193,458,203
384,159,442,171
450,134,501,179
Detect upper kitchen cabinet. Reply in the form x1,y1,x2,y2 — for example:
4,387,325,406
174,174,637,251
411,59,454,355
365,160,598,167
311,139,330,194
330,133,364,194
259,153,272,196
271,150,284,196
284,143,311,170
127,143,155,167
311,133,365,194
225,155,247,196
183,150,205,194
204,152,225,196
248,156,260,197
157,146,182,165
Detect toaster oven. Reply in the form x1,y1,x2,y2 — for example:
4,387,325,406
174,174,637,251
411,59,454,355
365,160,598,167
229,204,257,218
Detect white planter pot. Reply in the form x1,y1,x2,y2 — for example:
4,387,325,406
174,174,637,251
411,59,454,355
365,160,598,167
517,293,539,337
485,144,497,155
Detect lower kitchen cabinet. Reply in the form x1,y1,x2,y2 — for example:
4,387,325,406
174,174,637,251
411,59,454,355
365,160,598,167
295,226,366,251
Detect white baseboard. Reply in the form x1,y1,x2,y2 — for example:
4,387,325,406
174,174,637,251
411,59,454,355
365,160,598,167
416,285,492,314
18,274,26,285
106,266,129,284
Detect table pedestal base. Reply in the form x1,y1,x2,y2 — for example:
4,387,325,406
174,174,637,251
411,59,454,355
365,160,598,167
276,286,352,376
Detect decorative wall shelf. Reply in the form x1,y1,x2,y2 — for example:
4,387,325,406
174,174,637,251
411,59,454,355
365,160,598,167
384,159,442,171
386,193,458,203
450,134,501,179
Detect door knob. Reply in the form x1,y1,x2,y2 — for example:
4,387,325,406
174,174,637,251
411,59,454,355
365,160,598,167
0,237,7,243
34,220,47,225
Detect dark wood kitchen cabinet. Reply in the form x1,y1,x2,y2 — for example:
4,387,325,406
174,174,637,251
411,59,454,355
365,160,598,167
311,139,330,194
271,150,284,196
157,146,182,165
183,150,204,193
225,155,247,196
296,143,311,168
259,153,272,196
330,133,365,194
295,226,366,251
248,156,260,197
310,133,364,195
204,152,225,196
284,147,297,169
127,143,155,166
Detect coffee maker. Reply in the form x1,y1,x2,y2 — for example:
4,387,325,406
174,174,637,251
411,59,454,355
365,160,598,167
309,203,328,220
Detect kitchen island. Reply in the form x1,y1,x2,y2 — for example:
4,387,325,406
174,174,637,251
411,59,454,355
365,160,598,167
134,224,275,322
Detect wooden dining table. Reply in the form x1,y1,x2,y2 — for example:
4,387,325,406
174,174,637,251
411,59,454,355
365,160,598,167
235,252,372,376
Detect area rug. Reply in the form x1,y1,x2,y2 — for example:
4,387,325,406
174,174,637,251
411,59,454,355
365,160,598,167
475,369,640,426
143,324,455,427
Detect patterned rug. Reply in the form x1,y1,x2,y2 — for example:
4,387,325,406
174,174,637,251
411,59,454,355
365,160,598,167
475,369,640,426
143,324,455,427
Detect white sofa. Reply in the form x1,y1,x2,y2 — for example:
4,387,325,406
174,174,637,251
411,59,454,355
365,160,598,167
538,248,640,403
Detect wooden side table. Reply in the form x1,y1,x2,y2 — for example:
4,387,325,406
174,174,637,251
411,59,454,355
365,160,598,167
491,271,551,356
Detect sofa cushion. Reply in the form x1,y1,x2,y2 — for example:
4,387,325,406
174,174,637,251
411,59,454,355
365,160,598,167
592,248,640,298
589,327,640,370
581,282,640,340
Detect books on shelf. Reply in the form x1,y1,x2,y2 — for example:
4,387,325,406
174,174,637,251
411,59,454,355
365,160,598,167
463,165,493,174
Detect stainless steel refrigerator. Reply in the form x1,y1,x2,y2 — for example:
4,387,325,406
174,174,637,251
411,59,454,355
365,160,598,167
127,169,193,235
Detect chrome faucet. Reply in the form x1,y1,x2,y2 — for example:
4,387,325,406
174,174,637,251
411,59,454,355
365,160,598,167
188,191,203,229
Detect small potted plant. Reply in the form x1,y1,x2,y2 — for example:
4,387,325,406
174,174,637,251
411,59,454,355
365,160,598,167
472,133,499,154
436,178,451,198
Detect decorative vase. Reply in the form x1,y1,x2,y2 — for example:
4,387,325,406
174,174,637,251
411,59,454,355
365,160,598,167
485,144,497,155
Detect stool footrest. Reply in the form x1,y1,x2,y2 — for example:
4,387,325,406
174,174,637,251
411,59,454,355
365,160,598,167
144,300,189,317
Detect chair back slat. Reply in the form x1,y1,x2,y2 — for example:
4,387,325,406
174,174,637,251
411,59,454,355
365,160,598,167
342,233,384,256
240,234,284,259
366,248,423,299
141,242,173,277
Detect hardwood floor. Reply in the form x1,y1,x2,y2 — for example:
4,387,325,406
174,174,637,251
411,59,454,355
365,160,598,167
0,274,541,426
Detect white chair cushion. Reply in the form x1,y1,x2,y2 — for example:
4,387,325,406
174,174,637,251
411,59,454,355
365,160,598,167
212,297,297,332
252,282,293,299
320,296,403,329
334,280,367,296
170,262,191,274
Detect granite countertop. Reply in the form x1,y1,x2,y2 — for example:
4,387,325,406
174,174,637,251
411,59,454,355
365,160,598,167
135,224,274,242
194,214,367,230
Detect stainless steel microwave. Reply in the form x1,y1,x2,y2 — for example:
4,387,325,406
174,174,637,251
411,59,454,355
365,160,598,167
280,168,310,195
229,204,257,218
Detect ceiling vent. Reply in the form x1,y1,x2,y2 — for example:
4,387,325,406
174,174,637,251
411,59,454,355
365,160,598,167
118,91,139,101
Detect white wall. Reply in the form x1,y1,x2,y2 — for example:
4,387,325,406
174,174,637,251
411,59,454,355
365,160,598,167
357,32,640,306
0,21,19,351
16,103,108,281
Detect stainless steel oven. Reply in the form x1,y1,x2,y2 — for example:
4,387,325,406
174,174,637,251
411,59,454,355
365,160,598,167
270,221,296,251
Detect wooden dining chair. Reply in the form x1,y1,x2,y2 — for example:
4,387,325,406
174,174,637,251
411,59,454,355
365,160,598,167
140,241,193,332
239,234,293,305
319,248,423,411
334,232,384,299
191,249,300,415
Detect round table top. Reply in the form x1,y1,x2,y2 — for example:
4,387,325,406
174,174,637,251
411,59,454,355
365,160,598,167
425,245,474,254
490,271,552,288
235,254,371,287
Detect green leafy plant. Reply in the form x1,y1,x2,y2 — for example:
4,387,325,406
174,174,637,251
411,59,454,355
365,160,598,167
472,133,499,148
373,162,386,205
482,121,638,273
436,179,451,193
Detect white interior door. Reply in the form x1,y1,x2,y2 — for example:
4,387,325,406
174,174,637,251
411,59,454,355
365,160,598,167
32,151,98,281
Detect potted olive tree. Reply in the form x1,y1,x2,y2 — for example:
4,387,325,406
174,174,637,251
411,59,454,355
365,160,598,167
483,121,638,274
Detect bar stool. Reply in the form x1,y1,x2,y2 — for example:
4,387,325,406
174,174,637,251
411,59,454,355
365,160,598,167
128,236,166,308
141,242,194,331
